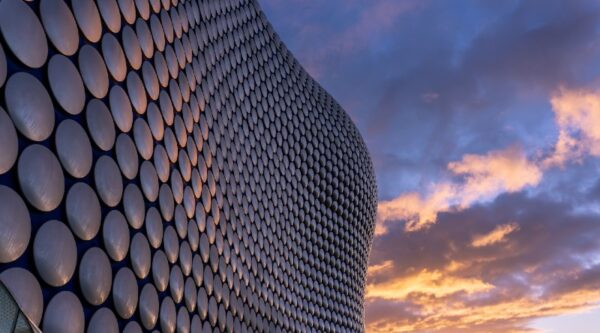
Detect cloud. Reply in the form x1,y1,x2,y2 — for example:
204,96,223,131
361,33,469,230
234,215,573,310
366,193,600,333
377,146,541,233
471,222,519,248
366,266,493,300
378,86,600,234
543,87,600,167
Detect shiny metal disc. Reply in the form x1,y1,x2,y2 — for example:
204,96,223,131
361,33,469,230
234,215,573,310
123,183,145,229
140,161,159,201
5,72,55,142
123,25,143,70
177,307,190,333
147,102,164,140
188,220,199,251
113,267,139,319
0,267,43,325
109,85,134,133
66,182,101,240
139,283,159,330
143,61,160,100
159,184,174,221
127,71,148,114
33,220,77,286
94,155,123,207
196,287,208,320
88,307,119,333
97,0,122,33
18,145,64,212
123,322,143,333
184,277,197,312
145,206,163,248
0,0,48,68
116,133,139,180
135,0,150,20
163,225,179,264
135,15,154,59
79,44,109,99
86,99,116,151
103,210,130,261
48,55,86,115
55,119,93,178
134,118,154,160
118,0,136,24
0,186,30,263
102,33,127,82
79,247,112,305
169,265,184,303
192,254,203,286
160,296,176,333
179,241,192,276
72,0,102,43
42,291,85,333
0,108,18,175
40,0,79,56
152,250,169,292
190,315,201,333
154,144,170,182
130,232,151,279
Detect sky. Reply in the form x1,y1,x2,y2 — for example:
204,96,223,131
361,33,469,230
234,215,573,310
259,0,600,332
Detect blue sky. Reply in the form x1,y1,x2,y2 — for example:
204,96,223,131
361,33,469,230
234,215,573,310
260,1,600,332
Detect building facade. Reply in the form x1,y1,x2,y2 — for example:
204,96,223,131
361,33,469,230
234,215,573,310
0,0,377,332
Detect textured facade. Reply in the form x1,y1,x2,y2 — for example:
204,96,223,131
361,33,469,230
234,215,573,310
0,0,377,332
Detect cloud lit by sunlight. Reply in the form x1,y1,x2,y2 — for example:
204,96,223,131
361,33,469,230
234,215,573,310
376,146,541,233
369,86,600,332
544,87,600,167
471,222,519,248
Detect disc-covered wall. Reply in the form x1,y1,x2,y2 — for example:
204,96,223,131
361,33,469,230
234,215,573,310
0,0,377,332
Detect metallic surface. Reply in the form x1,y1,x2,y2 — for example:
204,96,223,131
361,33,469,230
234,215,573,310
17,145,64,212
78,247,112,305
42,291,84,333
0,268,43,326
33,220,77,287
103,210,130,262
87,307,119,333
0,1,377,332
55,119,93,178
65,182,101,240
5,73,54,142
40,0,79,56
0,0,47,68
48,55,86,115
0,186,30,263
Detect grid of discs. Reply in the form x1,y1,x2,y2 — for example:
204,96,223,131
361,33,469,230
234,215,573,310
0,0,377,332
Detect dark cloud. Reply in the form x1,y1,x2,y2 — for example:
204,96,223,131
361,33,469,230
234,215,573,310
261,0,600,198
366,191,600,332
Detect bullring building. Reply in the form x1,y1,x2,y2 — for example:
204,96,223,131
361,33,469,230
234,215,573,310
0,0,377,332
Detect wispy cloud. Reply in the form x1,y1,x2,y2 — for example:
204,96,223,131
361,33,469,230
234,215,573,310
377,146,541,233
543,87,600,167
471,222,519,248
367,192,600,333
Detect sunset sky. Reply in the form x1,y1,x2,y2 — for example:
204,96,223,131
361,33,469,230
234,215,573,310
260,1,600,332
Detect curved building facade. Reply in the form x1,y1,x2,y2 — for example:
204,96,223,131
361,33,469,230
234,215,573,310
0,0,377,332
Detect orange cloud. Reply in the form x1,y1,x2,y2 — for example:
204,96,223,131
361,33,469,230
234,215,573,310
471,222,519,248
371,85,600,332
366,288,600,333
544,87,600,167
377,146,541,233
366,268,493,300
368,260,395,277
